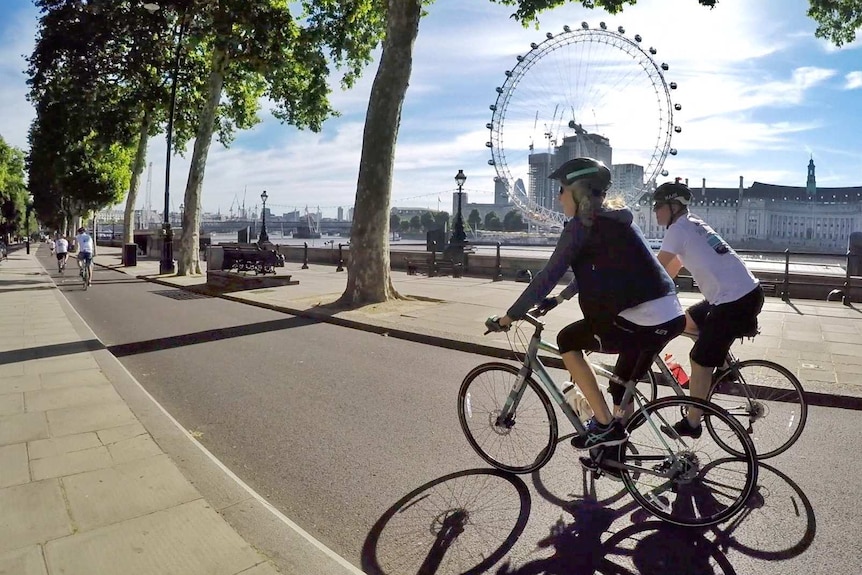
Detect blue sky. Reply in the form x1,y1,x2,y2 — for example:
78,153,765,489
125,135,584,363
1,0,861,218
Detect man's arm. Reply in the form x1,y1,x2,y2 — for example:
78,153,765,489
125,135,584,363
657,250,683,279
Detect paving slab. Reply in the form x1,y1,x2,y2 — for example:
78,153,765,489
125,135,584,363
46,401,137,437
24,384,122,412
0,412,49,446
0,480,72,554
44,499,262,575
28,432,102,460
30,445,113,481
61,454,202,531
0,443,30,488
0,545,47,575
0,392,23,417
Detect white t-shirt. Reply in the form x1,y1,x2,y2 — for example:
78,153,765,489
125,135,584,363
75,233,94,254
660,212,758,305
55,239,69,254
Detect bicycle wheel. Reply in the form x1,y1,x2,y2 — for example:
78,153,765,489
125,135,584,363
707,359,807,459
83,266,89,290
620,396,758,527
458,362,557,474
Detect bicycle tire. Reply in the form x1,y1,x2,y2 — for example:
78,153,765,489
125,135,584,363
82,266,89,290
707,359,807,459
621,396,758,527
458,362,557,474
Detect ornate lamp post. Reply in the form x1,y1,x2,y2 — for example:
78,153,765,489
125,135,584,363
144,1,187,274
450,169,467,252
259,190,269,243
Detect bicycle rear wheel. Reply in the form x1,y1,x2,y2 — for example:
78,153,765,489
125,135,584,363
707,359,807,459
620,396,758,527
458,362,557,474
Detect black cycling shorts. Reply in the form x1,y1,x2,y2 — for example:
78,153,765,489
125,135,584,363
557,314,686,386
688,285,765,367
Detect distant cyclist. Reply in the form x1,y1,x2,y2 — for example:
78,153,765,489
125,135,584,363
74,227,95,286
653,181,764,438
55,236,69,273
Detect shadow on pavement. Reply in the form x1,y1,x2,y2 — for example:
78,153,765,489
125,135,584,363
361,469,531,575
0,339,105,365
107,315,319,358
0,285,57,294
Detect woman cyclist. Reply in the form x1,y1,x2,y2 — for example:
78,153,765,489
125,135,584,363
488,158,685,452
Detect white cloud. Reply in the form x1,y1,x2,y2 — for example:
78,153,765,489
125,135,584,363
844,71,862,90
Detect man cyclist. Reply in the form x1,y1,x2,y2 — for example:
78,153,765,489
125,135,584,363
489,158,685,453
653,181,764,437
55,235,69,273
74,226,95,286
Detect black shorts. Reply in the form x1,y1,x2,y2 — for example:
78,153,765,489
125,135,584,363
56,252,67,261
688,285,765,367
557,315,686,384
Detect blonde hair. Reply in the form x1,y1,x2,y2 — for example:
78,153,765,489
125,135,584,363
567,184,627,227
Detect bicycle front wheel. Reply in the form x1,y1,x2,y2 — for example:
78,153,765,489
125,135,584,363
708,359,807,459
621,396,758,527
458,362,557,474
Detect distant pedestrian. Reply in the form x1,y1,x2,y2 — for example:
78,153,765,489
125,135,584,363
48,237,55,255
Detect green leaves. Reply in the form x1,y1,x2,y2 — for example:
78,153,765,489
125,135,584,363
807,0,862,46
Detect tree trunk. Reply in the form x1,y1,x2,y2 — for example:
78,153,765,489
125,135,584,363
123,109,151,245
176,45,229,276
338,0,422,307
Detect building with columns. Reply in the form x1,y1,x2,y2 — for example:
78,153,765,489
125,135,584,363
635,158,862,253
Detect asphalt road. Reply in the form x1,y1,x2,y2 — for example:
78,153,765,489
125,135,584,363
40,248,862,574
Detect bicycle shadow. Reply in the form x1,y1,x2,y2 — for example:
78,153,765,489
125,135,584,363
361,469,531,575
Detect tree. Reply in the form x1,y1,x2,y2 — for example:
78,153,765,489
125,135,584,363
409,215,421,232
0,135,28,242
389,212,400,238
174,0,386,275
503,209,527,232
807,0,862,46
433,210,450,231
468,209,482,232
420,210,435,231
484,211,499,230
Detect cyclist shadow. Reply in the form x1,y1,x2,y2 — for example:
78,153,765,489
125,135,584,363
495,518,736,575
361,468,532,575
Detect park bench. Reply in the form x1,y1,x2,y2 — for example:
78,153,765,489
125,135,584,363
222,243,284,275
402,254,462,278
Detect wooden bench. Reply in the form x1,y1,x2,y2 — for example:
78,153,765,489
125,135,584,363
222,243,284,275
402,254,462,277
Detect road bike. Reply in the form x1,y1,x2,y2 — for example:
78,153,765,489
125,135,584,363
78,254,92,290
458,310,758,527
589,331,807,459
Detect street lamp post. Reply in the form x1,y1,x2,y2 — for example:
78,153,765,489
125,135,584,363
450,169,467,252
259,190,269,244
144,1,187,274
25,194,34,254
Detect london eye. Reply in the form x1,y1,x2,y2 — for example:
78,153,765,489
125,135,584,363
487,22,680,227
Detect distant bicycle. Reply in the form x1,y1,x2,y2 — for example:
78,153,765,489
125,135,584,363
590,331,808,459
77,253,93,290
458,308,758,528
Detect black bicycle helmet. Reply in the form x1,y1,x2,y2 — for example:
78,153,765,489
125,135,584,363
653,181,692,206
549,157,612,194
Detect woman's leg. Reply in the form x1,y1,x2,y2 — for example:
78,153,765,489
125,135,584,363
561,350,614,425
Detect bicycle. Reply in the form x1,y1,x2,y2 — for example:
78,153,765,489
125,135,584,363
78,253,92,290
590,331,808,459
458,309,758,528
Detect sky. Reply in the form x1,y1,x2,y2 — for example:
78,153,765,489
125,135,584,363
1,0,861,219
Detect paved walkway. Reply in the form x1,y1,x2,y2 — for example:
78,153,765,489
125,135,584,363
0,247,362,575
3,242,861,574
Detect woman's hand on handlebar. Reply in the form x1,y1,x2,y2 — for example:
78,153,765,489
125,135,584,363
484,315,512,334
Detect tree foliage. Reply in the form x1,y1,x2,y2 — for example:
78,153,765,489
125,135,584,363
808,0,862,46
0,135,28,240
